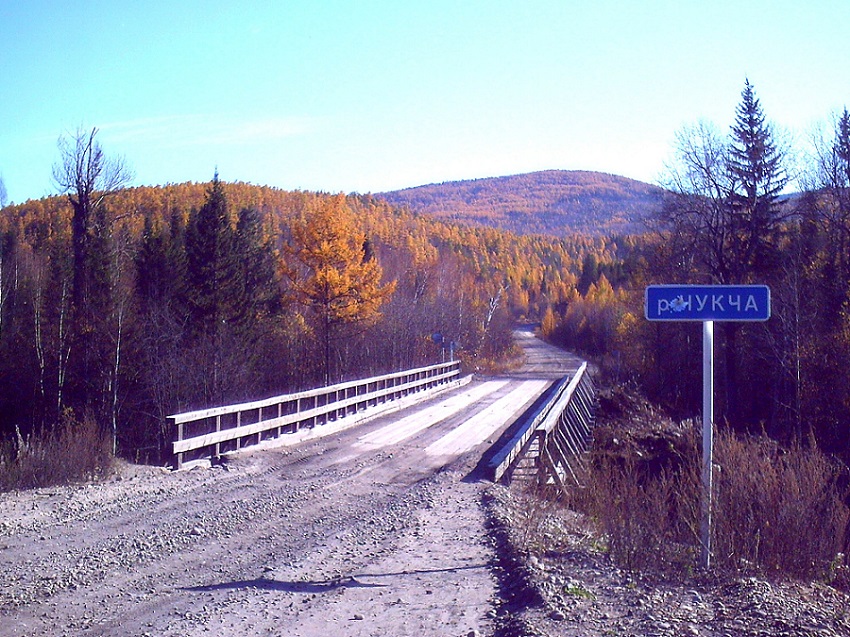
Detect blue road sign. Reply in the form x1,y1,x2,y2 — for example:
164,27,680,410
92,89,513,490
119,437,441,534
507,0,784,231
645,285,771,322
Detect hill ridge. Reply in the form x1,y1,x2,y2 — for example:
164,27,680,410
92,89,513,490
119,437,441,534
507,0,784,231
377,169,664,236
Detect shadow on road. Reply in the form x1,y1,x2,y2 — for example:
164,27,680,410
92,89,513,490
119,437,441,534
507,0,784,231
183,563,488,594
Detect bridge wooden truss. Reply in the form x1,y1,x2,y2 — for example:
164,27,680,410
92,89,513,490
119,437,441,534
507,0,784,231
487,362,596,489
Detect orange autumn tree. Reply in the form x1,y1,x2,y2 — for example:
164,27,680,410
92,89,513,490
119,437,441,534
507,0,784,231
286,194,396,384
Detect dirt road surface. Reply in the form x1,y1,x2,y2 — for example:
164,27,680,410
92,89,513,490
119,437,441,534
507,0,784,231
0,329,582,637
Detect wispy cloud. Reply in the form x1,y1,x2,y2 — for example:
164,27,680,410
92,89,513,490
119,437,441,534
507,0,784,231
99,114,316,149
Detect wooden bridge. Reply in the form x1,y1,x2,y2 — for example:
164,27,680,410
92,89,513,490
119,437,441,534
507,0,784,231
170,344,596,485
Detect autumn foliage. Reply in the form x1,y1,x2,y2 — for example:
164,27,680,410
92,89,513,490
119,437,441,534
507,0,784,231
0,175,599,465
286,194,396,384
380,170,665,236
3,80,850,492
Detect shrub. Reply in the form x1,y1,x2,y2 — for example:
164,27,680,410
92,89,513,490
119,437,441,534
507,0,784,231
579,424,849,580
712,431,849,578
582,453,700,573
0,414,113,492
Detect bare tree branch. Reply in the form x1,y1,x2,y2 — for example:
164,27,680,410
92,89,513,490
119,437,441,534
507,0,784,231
52,126,134,308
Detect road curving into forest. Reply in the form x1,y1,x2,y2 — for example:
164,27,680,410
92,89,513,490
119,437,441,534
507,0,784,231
0,328,583,637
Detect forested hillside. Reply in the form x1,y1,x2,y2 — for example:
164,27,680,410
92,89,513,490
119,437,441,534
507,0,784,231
378,170,665,236
4,80,849,503
0,172,629,467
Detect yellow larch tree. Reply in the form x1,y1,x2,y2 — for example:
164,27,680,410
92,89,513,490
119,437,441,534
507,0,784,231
286,194,396,384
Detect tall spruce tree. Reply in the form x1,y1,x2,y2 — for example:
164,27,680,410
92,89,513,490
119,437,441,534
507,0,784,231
659,80,789,425
726,79,789,280
136,216,166,311
184,173,242,338
723,81,788,422
136,214,187,316
234,206,280,327
660,80,788,285
183,174,246,398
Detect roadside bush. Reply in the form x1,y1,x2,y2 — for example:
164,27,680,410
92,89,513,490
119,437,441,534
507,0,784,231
0,415,113,492
580,424,849,580
582,453,700,573
712,431,849,578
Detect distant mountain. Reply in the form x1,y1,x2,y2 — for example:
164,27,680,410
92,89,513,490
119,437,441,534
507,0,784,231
377,170,665,236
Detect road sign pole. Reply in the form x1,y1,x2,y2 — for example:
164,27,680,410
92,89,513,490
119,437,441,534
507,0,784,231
701,320,714,569
645,284,770,570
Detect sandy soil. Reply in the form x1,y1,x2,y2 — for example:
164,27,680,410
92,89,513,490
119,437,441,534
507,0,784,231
0,330,581,637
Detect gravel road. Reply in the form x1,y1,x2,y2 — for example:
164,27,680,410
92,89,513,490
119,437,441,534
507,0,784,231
0,329,582,637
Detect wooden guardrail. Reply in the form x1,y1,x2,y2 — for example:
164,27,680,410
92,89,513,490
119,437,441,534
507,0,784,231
535,362,596,488
487,362,595,486
170,361,462,469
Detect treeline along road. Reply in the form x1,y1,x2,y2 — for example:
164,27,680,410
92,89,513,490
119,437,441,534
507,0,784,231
0,329,582,637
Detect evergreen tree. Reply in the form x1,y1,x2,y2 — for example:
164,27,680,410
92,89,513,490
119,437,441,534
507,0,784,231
727,79,789,280
660,81,788,285
659,80,789,426
234,206,280,326
136,215,166,308
136,215,187,316
184,173,242,338
577,252,599,295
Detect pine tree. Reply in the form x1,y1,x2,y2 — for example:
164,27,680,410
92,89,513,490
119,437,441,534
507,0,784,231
136,216,167,311
184,173,242,338
182,174,247,398
729,80,787,203
727,79,788,279
234,206,280,326
659,80,789,426
661,80,788,285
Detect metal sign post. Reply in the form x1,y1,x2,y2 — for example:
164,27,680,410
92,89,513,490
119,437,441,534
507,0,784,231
701,320,714,568
645,284,770,569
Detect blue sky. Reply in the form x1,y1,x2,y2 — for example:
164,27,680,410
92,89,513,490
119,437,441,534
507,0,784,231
1,1,848,204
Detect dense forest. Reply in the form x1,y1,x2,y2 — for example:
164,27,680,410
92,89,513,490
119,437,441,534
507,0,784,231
378,170,665,236
2,79,849,476
0,149,619,464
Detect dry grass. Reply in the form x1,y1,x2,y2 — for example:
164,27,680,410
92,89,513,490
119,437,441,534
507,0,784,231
0,415,113,492
578,425,849,580
712,431,849,578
